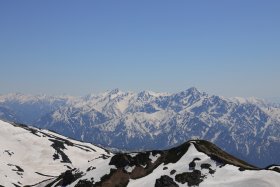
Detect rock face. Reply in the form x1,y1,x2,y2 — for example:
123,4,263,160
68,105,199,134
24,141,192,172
1,88,280,167
0,119,279,187
155,175,178,187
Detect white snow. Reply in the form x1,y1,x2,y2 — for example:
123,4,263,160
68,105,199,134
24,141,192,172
127,143,211,187
0,120,111,187
125,165,136,173
200,165,280,187
127,143,280,187
149,153,161,164
68,157,116,187
1,122,279,187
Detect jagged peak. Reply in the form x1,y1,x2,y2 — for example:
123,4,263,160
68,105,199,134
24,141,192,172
178,87,201,96
97,88,125,98
109,88,121,95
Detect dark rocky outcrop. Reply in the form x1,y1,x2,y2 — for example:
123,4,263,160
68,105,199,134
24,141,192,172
155,175,179,187
175,170,204,186
44,140,261,186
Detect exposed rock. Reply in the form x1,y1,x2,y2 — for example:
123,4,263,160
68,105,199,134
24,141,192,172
170,170,176,175
155,175,179,187
175,170,204,186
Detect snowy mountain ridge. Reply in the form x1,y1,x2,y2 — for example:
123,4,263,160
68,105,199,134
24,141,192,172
0,120,112,187
0,119,279,187
0,88,279,167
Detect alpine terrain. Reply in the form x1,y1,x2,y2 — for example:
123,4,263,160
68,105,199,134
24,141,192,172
0,88,280,167
0,119,279,187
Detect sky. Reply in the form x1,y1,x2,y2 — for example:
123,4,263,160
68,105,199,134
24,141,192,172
0,0,279,101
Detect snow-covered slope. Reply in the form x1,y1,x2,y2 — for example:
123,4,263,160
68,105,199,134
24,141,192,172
0,120,112,187
0,88,280,167
0,119,279,187
44,140,280,187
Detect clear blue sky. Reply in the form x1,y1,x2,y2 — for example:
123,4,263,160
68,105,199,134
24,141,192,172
0,0,279,100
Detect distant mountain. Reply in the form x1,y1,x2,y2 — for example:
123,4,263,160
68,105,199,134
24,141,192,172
0,106,18,122
0,88,280,167
0,93,72,124
1,120,279,187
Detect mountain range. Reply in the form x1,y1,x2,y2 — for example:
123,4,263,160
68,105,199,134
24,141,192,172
0,119,279,187
0,88,279,167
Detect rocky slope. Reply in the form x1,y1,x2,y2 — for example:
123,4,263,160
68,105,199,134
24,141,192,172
0,119,279,187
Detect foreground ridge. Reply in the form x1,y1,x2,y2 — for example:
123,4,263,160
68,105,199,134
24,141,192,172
0,120,279,187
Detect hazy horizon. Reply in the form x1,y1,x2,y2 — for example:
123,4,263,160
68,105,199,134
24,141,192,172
1,87,280,103
1,1,279,100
